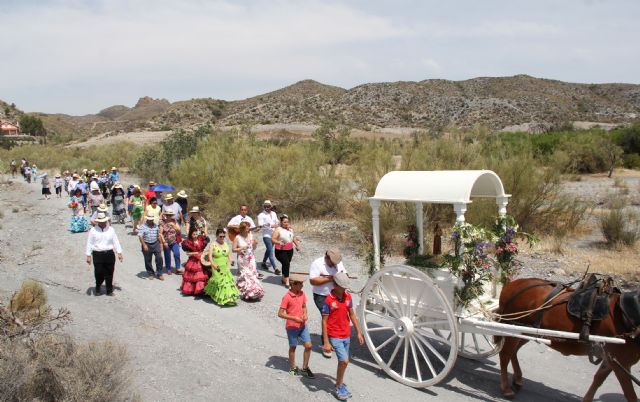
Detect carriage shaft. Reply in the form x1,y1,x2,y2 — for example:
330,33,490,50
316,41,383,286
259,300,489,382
461,318,626,344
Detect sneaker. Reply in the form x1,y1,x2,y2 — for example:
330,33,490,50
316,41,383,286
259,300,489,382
340,384,352,398
274,269,281,275
289,367,300,376
333,385,349,401
257,273,265,280
261,261,270,270
300,367,315,379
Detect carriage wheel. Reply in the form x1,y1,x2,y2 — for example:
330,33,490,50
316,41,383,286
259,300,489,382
358,265,458,388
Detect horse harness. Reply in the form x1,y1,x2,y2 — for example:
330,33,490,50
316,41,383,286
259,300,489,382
500,274,620,342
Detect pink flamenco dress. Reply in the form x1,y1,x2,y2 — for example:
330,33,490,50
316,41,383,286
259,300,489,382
180,236,209,296
235,235,264,301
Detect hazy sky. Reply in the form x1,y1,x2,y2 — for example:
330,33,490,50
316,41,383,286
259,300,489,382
1,0,638,115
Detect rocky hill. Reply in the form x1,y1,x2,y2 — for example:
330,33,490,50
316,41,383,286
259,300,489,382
4,75,640,139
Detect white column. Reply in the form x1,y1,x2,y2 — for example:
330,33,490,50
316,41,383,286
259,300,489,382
453,203,467,223
370,199,381,271
496,196,509,217
416,202,424,255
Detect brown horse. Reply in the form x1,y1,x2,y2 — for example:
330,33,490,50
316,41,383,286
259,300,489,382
497,278,640,401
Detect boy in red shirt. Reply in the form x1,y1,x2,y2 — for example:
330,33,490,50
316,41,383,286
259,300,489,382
278,273,315,378
322,272,364,400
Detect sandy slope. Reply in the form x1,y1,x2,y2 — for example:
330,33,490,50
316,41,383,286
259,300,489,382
0,175,628,401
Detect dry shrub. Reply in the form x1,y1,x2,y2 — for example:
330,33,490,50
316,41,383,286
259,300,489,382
599,201,640,248
0,281,136,402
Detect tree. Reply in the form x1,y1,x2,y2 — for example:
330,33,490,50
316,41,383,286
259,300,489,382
19,114,46,136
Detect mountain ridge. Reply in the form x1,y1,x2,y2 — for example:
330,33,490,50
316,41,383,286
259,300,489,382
4,75,640,139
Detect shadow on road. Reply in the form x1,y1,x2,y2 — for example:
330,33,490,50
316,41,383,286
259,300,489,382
265,355,336,394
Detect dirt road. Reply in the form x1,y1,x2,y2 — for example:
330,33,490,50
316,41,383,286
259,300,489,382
0,175,629,401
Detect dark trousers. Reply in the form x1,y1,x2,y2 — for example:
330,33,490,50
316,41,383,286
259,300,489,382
93,250,116,293
275,248,294,278
143,241,164,276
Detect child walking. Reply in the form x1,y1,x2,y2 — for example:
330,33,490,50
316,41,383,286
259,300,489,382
322,272,364,400
278,273,315,379
54,174,64,198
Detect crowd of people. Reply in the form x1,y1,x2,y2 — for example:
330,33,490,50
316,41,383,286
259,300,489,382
15,164,365,400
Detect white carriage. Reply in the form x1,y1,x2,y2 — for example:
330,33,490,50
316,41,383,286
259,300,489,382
358,170,625,388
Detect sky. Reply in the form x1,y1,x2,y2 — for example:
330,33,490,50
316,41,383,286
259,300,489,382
1,0,638,115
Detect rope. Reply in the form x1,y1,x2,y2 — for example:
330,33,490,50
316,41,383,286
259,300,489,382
480,288,569,322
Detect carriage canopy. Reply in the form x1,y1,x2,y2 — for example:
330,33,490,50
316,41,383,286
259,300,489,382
369,170,510,271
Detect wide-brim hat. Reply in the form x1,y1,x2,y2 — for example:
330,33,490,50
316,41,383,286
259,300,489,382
55,174,61,178
164,193,174,200
90,182,100,191
97,204,108,212
333,272,351,291
111,166,117,170
163,209,175,216
149,181,155,186
263,200,272,206
72,173,79,178
94,212,109,223
145,213,156,221
177,190,188,198
190,206,200,213
113,183,122,189
326,248,342,266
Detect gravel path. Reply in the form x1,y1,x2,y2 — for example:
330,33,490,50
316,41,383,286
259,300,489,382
0,175,630,401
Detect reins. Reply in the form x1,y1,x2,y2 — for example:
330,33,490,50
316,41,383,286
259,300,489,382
493,280,571,322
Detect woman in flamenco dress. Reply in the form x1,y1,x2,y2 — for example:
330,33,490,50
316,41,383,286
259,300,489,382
233,221,264,301
180,226,209,296
204,228,239,306
69,188,89,233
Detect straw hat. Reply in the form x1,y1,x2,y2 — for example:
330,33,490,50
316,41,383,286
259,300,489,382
263,200,272,206
97,204,108,212
145,213,156,221
190,206,200,213
200,251,212,266
163,209,175,216
177,190,188,198
73,173,79,178
111,166,117,170
164,193,174,201
332,272,351,291
94,212,109,223
149,181,155,186
90,181,100,191
113,183,122,189
289,273,306,283
55,174,61,178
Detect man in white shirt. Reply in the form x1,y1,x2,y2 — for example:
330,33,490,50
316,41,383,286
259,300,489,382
227,204,257,231
257,200,279,273
309,248,347,358
67,173,79,194
85,213,123,296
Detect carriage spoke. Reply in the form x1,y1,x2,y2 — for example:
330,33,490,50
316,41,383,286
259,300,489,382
409,337,422,382
367,326,394,333
414,320,451,328
388,275,406,316
406,274,412,317
415,331,448,365
387,337,404,368
460,332,466,352
364,309,395,322
375,333,398,352
413,333,437,378
410,285,428,321
402,334,409,378
415,328,452,346
472,333,481,354
378,283,404,318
